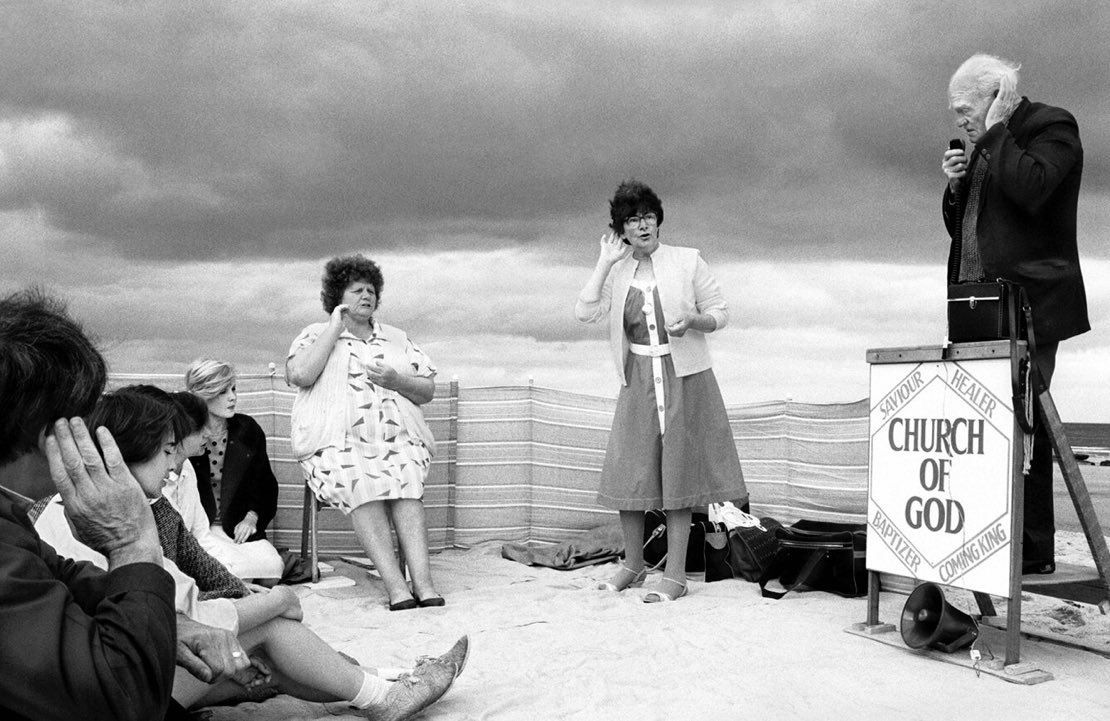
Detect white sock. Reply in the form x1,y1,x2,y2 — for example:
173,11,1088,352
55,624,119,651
349,669,391,709
376,666,412,681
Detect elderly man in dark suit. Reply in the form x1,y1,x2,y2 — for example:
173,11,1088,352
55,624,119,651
941,53,1089,575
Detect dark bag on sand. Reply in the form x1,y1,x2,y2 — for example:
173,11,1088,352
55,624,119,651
277,548,314,585
758,520,867,599
643,510,713,572
704,518,784,583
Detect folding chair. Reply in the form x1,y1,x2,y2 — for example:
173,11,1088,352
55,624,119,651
299,482,407,584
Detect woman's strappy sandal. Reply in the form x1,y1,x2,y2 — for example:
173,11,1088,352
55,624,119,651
643,577,688,603
598,563,647,592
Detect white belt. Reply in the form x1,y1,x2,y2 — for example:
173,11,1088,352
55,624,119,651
629,342,669,434
629,342,671,358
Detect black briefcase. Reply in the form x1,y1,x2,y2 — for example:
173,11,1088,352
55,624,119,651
947,280,1025,343
643,510,712,572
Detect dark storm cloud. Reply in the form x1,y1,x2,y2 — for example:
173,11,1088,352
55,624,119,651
1,0,1107,263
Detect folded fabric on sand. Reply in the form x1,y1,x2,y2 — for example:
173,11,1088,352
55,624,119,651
500,523,624,569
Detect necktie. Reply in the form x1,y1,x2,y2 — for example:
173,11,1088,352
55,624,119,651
958,152,988,282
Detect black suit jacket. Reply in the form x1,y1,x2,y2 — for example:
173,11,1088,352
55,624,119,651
943,97,1089,344
189,413,278,541
0,488,178,721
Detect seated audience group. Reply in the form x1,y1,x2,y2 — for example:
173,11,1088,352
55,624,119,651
0,289,466,721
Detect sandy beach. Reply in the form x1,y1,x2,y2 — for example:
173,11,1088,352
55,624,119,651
198,469,1110,721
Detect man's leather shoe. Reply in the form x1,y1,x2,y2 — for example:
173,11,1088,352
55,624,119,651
415,635,469,679
1022,559,1056,575
364,656,458,721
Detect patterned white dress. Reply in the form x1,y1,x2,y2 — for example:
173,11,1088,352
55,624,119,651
294,324,436,513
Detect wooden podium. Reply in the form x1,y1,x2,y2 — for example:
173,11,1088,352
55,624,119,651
851,341,1110,679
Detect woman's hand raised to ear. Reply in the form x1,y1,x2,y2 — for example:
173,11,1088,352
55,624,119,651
597,231,632,267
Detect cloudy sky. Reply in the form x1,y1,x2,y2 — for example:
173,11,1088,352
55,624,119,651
3,0,1108,419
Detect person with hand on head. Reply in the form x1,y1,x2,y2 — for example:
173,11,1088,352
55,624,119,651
35,387,467,719
184,359,283,582
576,180,748,603
287,254,443,611
941,54,1088,575
0,288,246,721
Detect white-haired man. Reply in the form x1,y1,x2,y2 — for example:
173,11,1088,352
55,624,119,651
941,54,1089,575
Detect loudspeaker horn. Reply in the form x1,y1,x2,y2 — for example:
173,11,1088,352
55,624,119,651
900,582,979,653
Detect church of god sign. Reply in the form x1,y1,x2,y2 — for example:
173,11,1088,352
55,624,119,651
867,357,1017,597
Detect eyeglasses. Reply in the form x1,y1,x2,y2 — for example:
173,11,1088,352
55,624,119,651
624,213,658,228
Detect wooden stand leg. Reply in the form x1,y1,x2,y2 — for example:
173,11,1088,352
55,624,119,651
1005,591,1022,665
1037,387,1110,612
972,591,996,617
857,570,896,635
1006,375,1027,666
867,570,881,626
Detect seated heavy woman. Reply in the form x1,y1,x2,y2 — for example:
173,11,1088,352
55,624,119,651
36,389,466,719
184,359,284,582
286,254,442,611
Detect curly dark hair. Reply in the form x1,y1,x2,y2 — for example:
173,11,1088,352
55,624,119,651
85,389,176,465
0,288,107,465
320,254,384,314
608,179,664,234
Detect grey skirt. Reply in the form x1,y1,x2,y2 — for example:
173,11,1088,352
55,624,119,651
597,352,747,511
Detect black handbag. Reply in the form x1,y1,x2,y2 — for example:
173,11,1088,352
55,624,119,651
704,518,783,583
642,510,713,572
758,520,868,599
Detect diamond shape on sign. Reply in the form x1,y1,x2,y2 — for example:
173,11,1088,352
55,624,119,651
869,366,1012,576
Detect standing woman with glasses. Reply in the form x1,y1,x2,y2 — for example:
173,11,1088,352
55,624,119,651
575,179,747,602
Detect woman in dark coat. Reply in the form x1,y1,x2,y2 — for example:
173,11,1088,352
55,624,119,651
185,359,278,545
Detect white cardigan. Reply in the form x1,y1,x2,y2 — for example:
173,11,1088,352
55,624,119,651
575,243,728,385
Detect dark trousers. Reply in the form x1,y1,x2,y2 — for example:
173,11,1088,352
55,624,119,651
1024,342,1059,562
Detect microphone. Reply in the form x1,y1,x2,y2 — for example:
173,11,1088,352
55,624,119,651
947,138,966,286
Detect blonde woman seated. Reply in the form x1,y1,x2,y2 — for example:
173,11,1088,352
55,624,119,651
184,359,284,581
36,388,466,719
164,390,284,582
287,254,442,611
